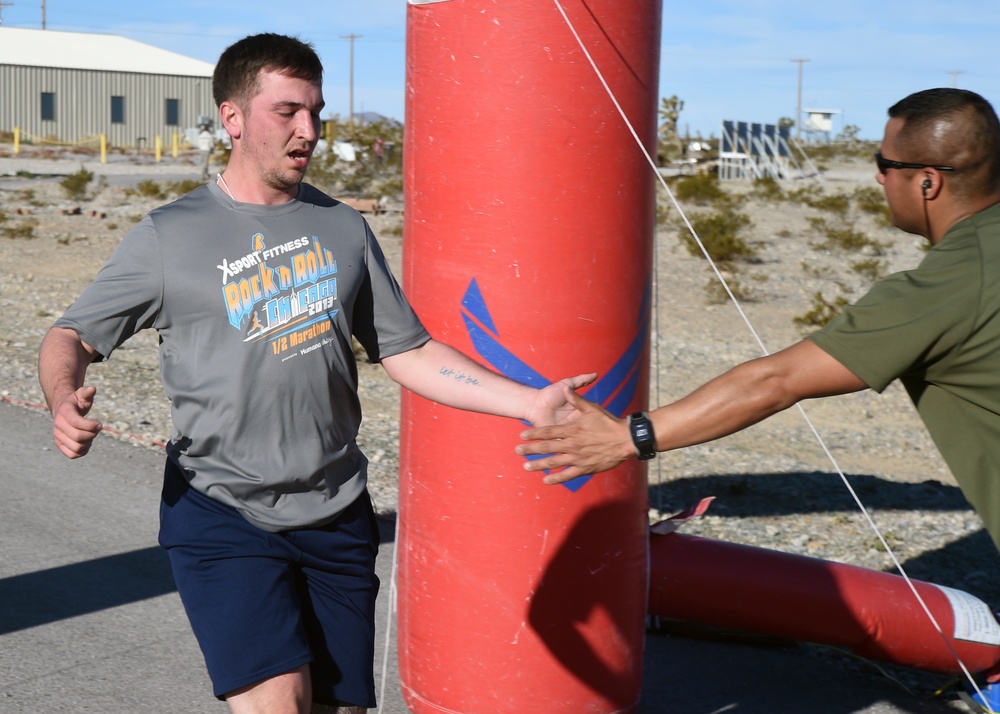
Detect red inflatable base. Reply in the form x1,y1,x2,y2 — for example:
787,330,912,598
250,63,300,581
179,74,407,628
649,531,1000,677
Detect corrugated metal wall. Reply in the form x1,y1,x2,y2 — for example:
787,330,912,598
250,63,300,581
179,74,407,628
0,65,215,148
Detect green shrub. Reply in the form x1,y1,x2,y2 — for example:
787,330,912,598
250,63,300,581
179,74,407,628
786,184,823,204
133,179,165,199
851,258,887,282
679,206,755,264
750,176,783,201
60,166,94,200
17,188,40,207
809,217,886,253
703,272,756,303
853,185,893,226
794,291,848,328
3,218,37,239
673,172,725,205
806,192,850,216
372,175,403,198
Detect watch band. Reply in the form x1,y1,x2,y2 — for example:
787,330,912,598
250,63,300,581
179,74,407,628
627,411,657,461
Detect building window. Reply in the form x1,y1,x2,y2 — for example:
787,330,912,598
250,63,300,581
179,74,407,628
41,92,55,121
111,96,125,124
165,98,180,126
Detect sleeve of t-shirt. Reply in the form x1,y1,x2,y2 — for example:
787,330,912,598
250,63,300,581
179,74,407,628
352,223,430,362
53,217,164,361
807,243,979,393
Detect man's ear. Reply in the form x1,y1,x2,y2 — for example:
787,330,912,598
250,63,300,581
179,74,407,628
920,170,943,200
219,101,242,140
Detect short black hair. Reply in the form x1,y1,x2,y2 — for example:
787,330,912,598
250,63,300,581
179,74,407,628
889,88,1000,194
213,33,323,109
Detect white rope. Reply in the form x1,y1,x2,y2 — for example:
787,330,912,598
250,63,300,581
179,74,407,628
550,0,994,707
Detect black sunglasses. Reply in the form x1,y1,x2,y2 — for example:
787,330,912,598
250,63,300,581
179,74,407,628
874,151,956,175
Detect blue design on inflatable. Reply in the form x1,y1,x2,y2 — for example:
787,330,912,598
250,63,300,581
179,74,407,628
460,278,650,492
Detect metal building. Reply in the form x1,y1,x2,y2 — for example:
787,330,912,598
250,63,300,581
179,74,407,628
0,27,216,149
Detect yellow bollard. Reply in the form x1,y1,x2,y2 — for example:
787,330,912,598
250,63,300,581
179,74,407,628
155,135,162,162
101,134,107,164
172,131,179,158
13,127,19,155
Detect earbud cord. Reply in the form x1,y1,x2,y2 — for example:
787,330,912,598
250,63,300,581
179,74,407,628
217,172,235,201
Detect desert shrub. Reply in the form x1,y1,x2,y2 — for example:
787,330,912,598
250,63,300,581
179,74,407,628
805,191,850,216
133,179,165,199
786,184,823,204
3,218,38,239
784,184,851,216
800,260,837,281
853,185,892,226
372,175,403,198
750,176,783,201
809,217,886,253
60,166,94,200
804,140,879,162
703,271,756,303
794,291,848,328
656,202,671,225
17,188,42,207
672,172,725,205
679,206,755,264
851,258,888,282
165,179,204,196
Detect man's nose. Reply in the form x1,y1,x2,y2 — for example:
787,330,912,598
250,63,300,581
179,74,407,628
298,112,318,141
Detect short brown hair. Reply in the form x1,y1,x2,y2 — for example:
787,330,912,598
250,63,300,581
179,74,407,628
213,33,323,109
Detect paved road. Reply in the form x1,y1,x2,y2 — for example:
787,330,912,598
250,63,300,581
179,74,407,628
1,398,979,713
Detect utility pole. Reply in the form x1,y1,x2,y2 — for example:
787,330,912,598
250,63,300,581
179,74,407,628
947,70,964,88
340,33,362,135
791,58,809,143
41,0,45,28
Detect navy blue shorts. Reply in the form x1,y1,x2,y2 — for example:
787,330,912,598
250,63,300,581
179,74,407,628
157,459,380,706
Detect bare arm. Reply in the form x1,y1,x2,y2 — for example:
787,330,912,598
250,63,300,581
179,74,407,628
380,338,595,427
38,326,103,459
516,339,868,483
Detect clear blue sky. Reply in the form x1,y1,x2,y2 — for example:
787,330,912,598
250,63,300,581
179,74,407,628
4,0,1000,141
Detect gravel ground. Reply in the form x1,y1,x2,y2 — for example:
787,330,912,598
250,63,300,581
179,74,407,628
2,146,998,706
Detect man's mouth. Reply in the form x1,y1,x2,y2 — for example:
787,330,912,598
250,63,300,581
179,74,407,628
289,148,312,168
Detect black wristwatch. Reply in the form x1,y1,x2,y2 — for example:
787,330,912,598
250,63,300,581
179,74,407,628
627,411,657,461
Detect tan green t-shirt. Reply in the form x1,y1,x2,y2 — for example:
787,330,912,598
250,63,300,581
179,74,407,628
808,201,1000,550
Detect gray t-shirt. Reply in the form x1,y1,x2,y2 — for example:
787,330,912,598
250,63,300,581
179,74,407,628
56,182,429,531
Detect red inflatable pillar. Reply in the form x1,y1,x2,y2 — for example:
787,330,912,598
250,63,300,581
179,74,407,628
649,532,1000,676
398,1,661,712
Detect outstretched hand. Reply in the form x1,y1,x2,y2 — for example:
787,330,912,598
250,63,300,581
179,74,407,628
523,372,596,428
516,390,637,484
51,385,102,459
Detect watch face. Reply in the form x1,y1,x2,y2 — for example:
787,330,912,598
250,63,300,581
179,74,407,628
629,412,656,460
